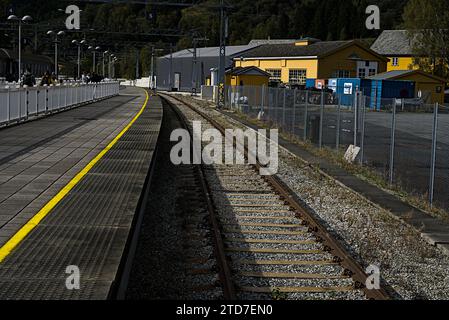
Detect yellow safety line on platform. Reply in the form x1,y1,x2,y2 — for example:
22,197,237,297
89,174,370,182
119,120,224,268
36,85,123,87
0,89,150,263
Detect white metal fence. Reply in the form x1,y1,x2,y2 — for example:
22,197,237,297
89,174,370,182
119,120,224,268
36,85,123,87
0,81,120,126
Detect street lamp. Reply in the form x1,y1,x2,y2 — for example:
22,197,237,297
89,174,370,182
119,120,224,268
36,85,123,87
108,53,115,78
151,48,164,90
88,46,101,74
47,30,65,80
72,39,86,80
102,50,109,78
7,15,33,82
112,57,118,79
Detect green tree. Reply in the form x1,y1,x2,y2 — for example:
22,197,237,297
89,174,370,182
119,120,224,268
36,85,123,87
403,0,449,78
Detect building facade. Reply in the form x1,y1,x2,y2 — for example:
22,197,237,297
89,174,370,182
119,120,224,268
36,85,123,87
156,40,302,92
368,70,445,104
234,39,388,85
370,30,418,72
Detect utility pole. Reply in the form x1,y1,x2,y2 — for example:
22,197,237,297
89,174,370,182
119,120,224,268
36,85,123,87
150,46,154,89
191,36,208,95
217,0,228,109
136,49,140,80
168,44,173,91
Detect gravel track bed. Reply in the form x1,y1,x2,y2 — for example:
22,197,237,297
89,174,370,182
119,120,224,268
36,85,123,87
174,95,449,300
234,263,343,275
237,291,366,300
234,276,354,288
224,225,309,232
164,95,360,300
218,211,294,218
223,232,316,241
218,216,300,224
226,252,334,261
225,242,323,251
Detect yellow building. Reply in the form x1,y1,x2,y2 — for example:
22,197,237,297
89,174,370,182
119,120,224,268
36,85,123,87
233,38,388,85
225,66,270,86
371,30,419,72
368,70,445,104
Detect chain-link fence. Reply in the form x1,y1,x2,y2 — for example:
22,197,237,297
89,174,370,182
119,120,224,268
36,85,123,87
226,84,447,210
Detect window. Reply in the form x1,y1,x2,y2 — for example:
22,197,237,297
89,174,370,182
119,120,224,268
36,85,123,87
266,69,282,82
368,69,377,76
332,70,350,78
392,57,399,67
358,68,366,78
288,69,307,85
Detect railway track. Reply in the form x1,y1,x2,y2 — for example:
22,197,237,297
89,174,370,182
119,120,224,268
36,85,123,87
160,93,389,300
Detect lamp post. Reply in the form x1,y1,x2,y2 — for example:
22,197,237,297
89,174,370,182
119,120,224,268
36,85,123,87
47,30,65,80
72,39,86,80
88,46,101,74
108,54,115,79
7,15,33,83
112,57,118,79
102,50,109,77
151,48,164,90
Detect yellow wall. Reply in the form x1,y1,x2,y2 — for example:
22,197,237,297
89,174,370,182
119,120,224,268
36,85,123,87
318,44,388,79
226,74,269,87
387,56,417,71
395,73,445,104
235,43,387,83
234,59,318,83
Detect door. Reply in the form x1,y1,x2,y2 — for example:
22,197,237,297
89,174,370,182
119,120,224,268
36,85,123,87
174,72,181,91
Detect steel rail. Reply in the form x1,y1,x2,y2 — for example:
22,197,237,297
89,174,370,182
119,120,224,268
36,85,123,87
160,94,237,300
161,93,390,300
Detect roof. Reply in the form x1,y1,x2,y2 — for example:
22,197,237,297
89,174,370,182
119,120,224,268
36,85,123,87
248,39,302,46
160,44,259,59
226,66,271,77
367,70,446,83
370,30,414,56
237,40,353,59
235,40,387,62
0,48,54,64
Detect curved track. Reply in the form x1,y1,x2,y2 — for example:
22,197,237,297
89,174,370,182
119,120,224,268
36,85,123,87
161,93,390,300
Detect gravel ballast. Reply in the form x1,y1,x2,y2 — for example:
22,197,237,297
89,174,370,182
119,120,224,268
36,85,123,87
174,94,449,300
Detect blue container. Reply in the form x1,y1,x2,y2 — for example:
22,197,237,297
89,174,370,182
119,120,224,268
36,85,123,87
305,79,316,89
333,78,371,106
370,80,415,110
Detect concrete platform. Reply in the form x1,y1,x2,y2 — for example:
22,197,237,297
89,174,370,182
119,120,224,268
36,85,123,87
0,87,162,299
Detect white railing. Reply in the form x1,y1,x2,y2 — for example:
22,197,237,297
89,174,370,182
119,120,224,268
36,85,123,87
0,81,120,126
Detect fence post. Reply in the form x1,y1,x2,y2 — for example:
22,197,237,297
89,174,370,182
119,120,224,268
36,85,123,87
319,89,324,148
292,89,297,136
389,99,397,185
359,95,366,164
36,88,39,114
45,87,48,113
273,88,280,126
429,103,439,207
304,90,309,141
353,90,359,147
26,88,29,119
261,85,265,114
267,87,271,122
6,86,10,124
18,86,21,122
282,88,286,129
336,100,341,150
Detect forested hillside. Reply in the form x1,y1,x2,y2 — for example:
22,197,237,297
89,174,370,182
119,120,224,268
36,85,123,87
0,0,411,78
1,0,408,47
